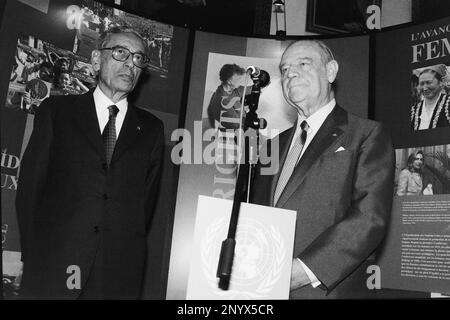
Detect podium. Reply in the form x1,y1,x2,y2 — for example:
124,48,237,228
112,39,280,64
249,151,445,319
186,196,297,299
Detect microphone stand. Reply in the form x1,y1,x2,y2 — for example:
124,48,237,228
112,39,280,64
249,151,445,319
216,71,268,290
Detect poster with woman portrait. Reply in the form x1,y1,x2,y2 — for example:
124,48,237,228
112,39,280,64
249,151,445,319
394,145,450,196
410,64,450,131
201,52,295,136
376,16,450,148
375,15,450,295
379,143,450,294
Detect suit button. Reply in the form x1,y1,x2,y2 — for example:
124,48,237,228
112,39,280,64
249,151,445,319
94,226,99,233
103,194,109,200
102,163,108,171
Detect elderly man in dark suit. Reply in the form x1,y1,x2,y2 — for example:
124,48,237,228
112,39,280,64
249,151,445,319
16,26,164,299
251,40,395,299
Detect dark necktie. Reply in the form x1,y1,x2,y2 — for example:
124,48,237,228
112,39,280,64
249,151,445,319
102,105,119,167
274,120,309,205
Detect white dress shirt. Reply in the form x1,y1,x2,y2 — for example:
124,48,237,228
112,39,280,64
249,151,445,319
289,99,336,158
289,98,336,288
93,86,128,138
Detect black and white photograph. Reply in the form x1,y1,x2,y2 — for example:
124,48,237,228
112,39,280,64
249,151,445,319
2,0,450,309
5,34,94,114
395,144,450,196
411,64,450,131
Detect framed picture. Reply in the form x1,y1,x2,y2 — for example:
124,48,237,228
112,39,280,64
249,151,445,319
306,0,380,34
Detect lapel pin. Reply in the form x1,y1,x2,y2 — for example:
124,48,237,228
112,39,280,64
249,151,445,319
332,133,337,137
137,126,141,131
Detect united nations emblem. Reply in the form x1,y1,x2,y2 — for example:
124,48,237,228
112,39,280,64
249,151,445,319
201,216,286,299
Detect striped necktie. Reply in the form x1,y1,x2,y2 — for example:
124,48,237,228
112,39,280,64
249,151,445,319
274,120,308,205
102,105,119,167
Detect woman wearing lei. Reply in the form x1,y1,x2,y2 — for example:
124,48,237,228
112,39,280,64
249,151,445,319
411,64,450,131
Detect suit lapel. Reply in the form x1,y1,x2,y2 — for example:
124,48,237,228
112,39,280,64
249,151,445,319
111,105,141,164
72,91,105,160
275,106,348,208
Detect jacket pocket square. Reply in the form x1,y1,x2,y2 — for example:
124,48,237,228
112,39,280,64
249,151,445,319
335,146,346,152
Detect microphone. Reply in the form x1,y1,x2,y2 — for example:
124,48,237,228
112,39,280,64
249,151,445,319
246,66,270,88
247,66,262,77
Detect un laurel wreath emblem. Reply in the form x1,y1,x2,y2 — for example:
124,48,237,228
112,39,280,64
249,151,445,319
201,217,286,299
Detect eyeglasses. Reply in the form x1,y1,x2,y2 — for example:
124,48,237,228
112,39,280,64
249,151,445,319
100,46,149,68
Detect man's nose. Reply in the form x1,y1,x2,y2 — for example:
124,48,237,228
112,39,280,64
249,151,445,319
286,65,301,78
124,54,134,68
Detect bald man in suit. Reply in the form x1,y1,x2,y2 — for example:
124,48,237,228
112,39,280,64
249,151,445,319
251,40,395,299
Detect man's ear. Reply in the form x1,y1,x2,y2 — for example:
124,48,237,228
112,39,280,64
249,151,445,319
91,50,101,74
326,60,339,84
